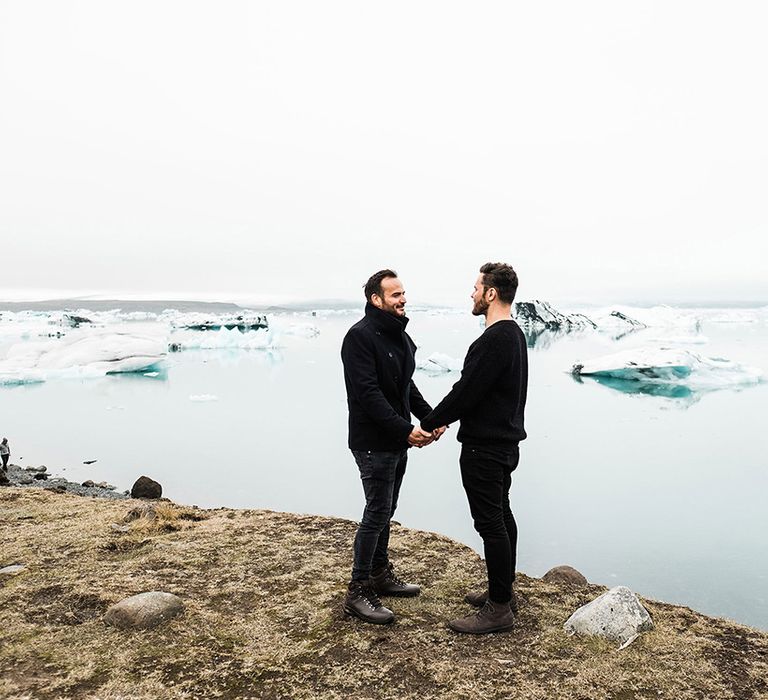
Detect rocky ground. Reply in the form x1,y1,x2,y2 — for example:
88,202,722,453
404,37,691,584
1,463,128,499
1,488,767,700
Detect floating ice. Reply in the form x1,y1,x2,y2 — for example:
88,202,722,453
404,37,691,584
166,310,268,332
603,305,702,332
276,322,320,338
647,334,709,345
591,310,647,335
572,347,763,390
169,327,280,350
0,332,166,385
189,394,218,402
416,352,463,374
514,300,596,331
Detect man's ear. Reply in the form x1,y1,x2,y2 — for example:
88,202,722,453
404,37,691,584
486,287,497,302
371,294,383,309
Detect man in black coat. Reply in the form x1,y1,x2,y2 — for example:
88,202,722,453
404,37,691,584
341,269,444,624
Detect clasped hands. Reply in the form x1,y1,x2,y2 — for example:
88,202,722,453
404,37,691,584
408,425,447,448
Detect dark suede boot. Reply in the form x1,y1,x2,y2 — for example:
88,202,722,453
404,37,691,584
343,581,395,624
464,587,518,613
448,599,515,634
370,563,420,598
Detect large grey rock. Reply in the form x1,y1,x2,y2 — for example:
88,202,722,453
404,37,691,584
543,565,588,586
564,585,654,649
131,475,162,499
103,591,183,629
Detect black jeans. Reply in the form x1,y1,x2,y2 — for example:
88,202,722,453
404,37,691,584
351,449,408,582
460,444,520,604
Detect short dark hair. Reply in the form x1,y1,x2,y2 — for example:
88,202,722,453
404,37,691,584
364,269,398,302
479,262,518,304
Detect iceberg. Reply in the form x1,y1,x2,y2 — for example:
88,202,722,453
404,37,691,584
189,394,218,402
416,352,463,374
572,347,763,390
514,300,597,331
0,332,166,385
168,327,280,350
165,311,268,332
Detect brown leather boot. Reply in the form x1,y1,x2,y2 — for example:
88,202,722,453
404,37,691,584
448,599,515,634
343,581,395,625
464,587,518,613
370,563,420,597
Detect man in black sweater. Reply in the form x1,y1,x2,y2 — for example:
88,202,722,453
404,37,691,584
341,269,445,625
420,262,528,634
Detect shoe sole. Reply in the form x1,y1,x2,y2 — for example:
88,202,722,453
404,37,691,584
343,605,395,625
447,621,515,634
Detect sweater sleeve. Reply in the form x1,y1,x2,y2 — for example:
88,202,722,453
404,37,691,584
408,380,433,421
420,333,503,432
341,329,414,442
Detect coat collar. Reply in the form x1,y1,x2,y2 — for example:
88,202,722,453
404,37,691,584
365,302,409,335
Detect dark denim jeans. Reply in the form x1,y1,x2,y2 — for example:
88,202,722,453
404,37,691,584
459,444,520,604
350,449,408,582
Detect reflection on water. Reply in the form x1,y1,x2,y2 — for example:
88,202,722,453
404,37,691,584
523,328,570,349
573,373,697,400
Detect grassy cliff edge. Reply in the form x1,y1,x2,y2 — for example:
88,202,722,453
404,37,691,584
1,488,766,700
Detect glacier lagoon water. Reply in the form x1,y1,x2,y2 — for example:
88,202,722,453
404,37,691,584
1,306,767,630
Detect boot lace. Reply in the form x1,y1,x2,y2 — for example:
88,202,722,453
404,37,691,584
360,584,383,610
386,563,407,588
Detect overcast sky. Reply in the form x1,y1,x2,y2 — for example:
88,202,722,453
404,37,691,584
1,1,766,306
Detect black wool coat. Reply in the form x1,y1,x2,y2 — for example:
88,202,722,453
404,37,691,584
341,303,432,451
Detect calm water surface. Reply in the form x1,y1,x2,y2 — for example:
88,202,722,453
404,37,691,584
2,308,767,629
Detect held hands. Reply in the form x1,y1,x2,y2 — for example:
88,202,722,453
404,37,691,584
407,425,448,448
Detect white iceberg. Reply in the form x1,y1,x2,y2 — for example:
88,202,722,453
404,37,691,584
189,394,218,402
0,332,166,385
572,347,763,390
605,305,702,332
416,352,463,374
169,327,280,350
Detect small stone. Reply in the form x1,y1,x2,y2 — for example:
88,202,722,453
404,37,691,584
33,473,48,481
131,476,162,499
543,565,588,587
82,480,96,488
25,465,47,473
564,585,654,648
0,564,26,575
104,591,184,629
111,524,131,533
95,481,115,490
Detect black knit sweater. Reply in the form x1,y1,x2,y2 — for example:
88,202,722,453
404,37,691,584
421,319,528,447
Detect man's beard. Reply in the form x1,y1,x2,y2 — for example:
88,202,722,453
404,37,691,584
472,297,489,317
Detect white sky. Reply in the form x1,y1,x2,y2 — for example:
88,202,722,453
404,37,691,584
1,1,767,306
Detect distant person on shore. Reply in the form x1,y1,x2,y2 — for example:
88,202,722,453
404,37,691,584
340,269,446,625
420,262,528,634
1,438,10,471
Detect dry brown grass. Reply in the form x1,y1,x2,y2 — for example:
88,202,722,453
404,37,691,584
1,488,767,700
